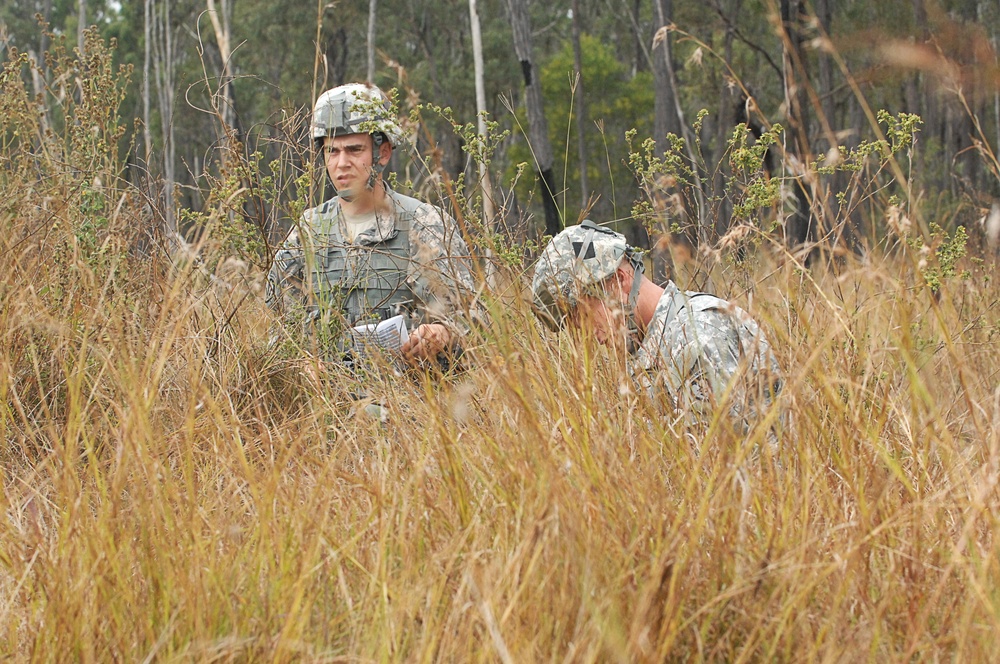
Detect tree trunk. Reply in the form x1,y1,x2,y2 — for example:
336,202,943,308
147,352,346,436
653,0,708,246
649,0,680,282
652,0,680,145
153,0,177,237
40,0,52,61
77,0,86,55
32,0,54,133
814,0,835,131
814,0,846,250
506,0,561,236
367,0,377,82
995,30,1000,182
325,27,349,87
714,0,739,241
912,0,940,193
206,0,235,131
469,0,496,230
779,0,813,251
570,0,589,210
143,0,152,166
633,0,643,76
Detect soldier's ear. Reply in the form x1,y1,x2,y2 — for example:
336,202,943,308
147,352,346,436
377,141,393,166
613,263,635,295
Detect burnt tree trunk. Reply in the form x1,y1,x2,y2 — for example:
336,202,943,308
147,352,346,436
779,0,813,253
507,0,561,236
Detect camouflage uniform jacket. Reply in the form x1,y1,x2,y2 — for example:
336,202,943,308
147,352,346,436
632,281,782,428
265,188,481,350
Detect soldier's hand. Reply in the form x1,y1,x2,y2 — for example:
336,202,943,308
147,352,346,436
402,323,452,363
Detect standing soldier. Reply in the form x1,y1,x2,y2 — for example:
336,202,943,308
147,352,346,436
531,220,783,431
266,83,482,368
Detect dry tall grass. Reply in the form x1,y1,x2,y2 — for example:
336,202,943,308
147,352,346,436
3,32,1000,663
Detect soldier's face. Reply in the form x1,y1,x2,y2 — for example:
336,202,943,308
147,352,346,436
573,293,626,347
324,134,379,198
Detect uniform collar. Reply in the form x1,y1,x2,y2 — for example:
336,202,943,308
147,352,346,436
336,187,399,245
658,280,683,327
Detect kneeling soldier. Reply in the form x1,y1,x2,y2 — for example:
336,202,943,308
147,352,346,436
531,220,783,431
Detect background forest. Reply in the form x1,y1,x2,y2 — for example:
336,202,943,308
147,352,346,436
3,0,1000,661
5,0,1000,257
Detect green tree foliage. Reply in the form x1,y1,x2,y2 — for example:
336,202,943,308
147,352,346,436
509,34,655,230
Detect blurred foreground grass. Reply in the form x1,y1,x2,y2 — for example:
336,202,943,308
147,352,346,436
2,221,999,660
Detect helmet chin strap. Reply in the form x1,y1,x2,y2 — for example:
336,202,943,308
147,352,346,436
336,175,377,203
624,250,645,353
368,133,385,190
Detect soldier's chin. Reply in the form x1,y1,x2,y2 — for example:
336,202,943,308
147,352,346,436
336,186,359,201
609,330,631,352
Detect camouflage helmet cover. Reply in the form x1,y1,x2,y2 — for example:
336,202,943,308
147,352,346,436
311,83,408,148
530,220,630,331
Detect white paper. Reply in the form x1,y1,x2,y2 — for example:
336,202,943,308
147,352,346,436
350,314,409,354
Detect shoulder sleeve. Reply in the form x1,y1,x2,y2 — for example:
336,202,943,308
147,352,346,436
406,204,487,336
265,224,307,313
651,309,732,411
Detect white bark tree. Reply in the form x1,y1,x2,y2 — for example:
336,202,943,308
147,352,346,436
367,0,377,82
206,0,235,131
143,0,152,166
152,0,177,236
570,0,589,209
77,0,86,55
469,0,496,230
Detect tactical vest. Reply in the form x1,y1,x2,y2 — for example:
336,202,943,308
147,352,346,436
306,195,420,326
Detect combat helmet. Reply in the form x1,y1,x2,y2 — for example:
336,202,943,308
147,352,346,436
312,83,407,148
531,219,645,333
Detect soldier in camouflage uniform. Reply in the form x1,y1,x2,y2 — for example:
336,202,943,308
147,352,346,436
531,220,783,430
266,83,481,367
